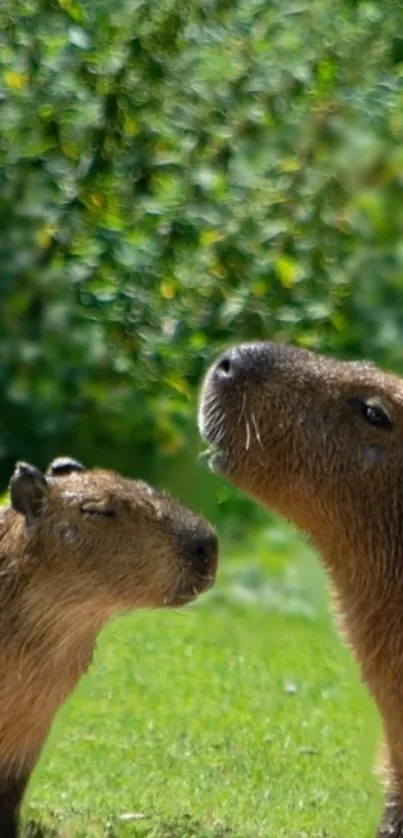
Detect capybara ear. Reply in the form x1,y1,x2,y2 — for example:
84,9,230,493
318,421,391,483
10,462,49,523
46,457,86,477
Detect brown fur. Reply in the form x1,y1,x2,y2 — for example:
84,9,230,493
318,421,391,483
0,457,218,837
198,340,403,837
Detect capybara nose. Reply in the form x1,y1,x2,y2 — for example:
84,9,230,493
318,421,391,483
185,531,219,576
214,347,244,383
214,343,270,387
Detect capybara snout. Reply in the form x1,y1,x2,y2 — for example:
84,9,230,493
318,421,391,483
177,526,218,595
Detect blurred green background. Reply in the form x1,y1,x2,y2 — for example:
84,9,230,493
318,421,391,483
2,2,400,834
1,0,403,522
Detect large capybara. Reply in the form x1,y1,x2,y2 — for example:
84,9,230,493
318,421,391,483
0,456,218,837
199,341,403,837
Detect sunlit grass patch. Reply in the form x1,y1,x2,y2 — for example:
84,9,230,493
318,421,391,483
26,531,380,837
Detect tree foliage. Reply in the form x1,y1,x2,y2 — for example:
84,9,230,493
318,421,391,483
1,0,403,495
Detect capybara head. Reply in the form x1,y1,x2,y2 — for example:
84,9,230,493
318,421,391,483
9,457,218,614
198,342,403,556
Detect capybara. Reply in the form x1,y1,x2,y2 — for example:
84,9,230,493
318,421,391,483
0,456,218,836
199,341,403,837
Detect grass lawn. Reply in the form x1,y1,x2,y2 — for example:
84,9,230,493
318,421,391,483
25,526,381,837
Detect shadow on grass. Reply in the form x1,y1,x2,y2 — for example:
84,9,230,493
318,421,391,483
146,816,237,837
22,817,337,837
23,823,59,838
23,815,239,837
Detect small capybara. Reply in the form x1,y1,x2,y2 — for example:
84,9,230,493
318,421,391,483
0,456,218,837
199,340,403,838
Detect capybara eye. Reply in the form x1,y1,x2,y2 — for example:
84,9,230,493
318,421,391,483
349,397,393,431
80,504,116,518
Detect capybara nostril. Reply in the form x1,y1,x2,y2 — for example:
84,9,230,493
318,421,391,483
213,343,276,387
214,347,243,383
185,532,219,576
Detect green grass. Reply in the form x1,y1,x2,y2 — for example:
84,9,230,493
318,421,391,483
25,527,381,837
